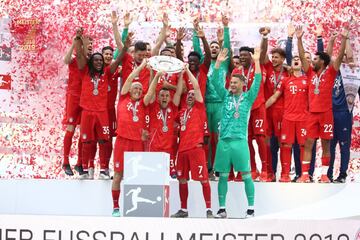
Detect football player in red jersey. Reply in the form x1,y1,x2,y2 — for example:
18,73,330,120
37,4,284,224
171,64,213,219
261,27,290,181
62,29,92,176
296,26,348,183
148,71,183,178
266,56,308,182
74,29,130,180
111,58,164,217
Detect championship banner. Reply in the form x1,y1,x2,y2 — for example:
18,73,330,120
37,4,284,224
0,215,359,240
340,64,360,112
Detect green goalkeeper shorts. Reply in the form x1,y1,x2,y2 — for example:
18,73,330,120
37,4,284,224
214,138,250,173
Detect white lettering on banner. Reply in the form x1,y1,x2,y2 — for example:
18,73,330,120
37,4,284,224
0,215,359,240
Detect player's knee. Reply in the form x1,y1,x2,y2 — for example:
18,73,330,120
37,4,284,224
66,125,75,132
241,171,252,180
178,178,187,184
201,180,209,184
305,138,314,149
113,172,122,184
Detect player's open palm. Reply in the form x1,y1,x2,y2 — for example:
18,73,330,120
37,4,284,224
217,48,228,63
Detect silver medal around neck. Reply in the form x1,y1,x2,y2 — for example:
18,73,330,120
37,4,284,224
133,116,139,122
314,88,320,95
181,125,186,131
93,89,99,96
233,112,240,119
162,126,169,133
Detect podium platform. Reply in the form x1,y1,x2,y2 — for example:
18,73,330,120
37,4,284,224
0,179,359,219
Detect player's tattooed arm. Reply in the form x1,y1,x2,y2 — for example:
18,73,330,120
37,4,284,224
259,27,270,64
74,27,87,70
333,29,349,71
110,32,134,74
296,26,309,73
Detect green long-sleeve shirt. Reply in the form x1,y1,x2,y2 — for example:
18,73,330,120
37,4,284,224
193,27,231,103
212,68,261,140
113,28,129,59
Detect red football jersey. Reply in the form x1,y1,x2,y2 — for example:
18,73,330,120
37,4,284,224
67,58,85,96
107,67,121,109
180,64,209,108
306,65,337,113
116,93,147,141
148,101,178,151
177,101,205,152
264,61,290,110
121,53,150,93
236,63,266,110
80,65,110,111
156,73,178,97
277,75,309,121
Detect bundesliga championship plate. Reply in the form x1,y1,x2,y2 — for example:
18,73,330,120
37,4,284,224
149,56,184,74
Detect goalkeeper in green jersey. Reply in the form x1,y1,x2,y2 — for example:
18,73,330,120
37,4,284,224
212,47,262,218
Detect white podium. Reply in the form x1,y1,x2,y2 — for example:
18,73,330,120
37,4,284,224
122,152,170,217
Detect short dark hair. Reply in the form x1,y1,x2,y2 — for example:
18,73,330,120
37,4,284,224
134,41,147,52
233,55,240,59
210,41,220,46
159,87,170,92
239,46,254,54
160,48,172,55
271,48,286,58
188,51,201,61
315,51,331,66
102,46,114,53
232,74,247,82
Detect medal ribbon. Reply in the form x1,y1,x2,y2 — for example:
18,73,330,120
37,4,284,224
182,107,193,128
232,93,244,114
273,67,283,91
132,101,140,118
160,108,168,129
314,66,328,92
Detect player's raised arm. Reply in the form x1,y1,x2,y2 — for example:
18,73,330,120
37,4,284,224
74,28,87,70
152,13,169,57
259,27,270,64
176,27,186,62
173,70,184,107
296,26,309,72
144,70,164,105
110,32,134,74
212,48,229,100
333,29,349,71
185,64,203,103
195,25,211,68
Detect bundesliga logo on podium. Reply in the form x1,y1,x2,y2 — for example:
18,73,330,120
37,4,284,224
123,152,170,217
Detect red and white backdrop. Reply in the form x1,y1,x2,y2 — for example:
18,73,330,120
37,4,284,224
0,0,359,179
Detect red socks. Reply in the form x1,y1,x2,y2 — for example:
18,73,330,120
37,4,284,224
179,182,188,209
201,181,211,208
280,146,291,176
63,130,75,165
112,190,120,209
255,135,268,173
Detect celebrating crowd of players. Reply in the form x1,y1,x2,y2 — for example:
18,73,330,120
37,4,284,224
61,11,356,218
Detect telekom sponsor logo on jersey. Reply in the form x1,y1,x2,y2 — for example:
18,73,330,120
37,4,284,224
290,85,297,94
